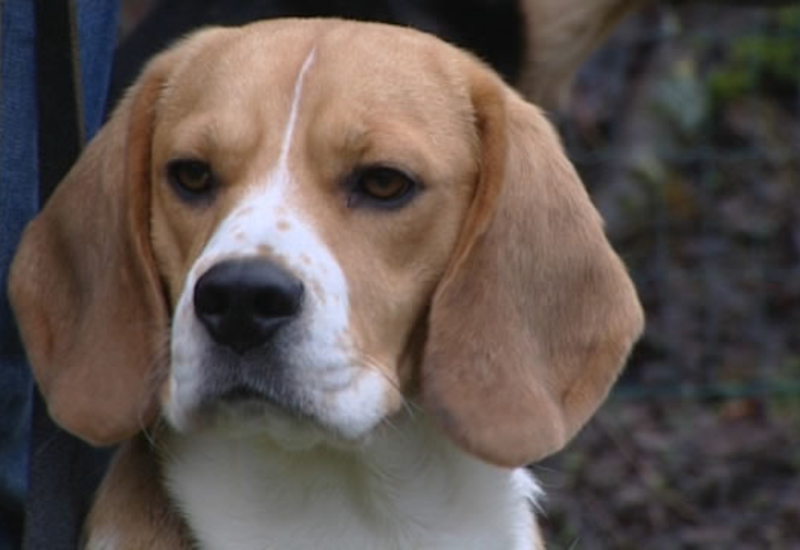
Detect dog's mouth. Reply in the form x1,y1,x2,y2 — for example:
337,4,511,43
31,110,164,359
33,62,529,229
166,340,395,449
169,380,326,449
197,377,309,419
217,384,269,403
179,342,310,420
170,375,388,453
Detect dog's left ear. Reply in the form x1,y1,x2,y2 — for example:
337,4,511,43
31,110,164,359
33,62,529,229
422,67,644,467
7,49,177,446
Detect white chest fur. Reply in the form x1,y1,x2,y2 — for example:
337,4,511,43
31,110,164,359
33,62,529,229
164,414,540,550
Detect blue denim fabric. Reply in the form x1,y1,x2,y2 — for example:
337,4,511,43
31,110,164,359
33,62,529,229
76,1,120,137
0,2,118,549
0,2,38,549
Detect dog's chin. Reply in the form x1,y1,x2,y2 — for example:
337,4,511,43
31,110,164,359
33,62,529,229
165,394,387,453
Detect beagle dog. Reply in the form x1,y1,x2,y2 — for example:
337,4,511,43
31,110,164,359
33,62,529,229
9,19,643,550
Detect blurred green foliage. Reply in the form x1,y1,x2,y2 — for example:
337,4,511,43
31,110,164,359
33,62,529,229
709,7,800,102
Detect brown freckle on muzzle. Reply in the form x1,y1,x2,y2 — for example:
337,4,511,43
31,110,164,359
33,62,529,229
276,220,291,231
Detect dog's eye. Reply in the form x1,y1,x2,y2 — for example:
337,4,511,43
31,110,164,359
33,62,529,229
167,159,215,200
348,166,418,209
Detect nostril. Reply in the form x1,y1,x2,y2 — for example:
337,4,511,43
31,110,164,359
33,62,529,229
195,282,228,317
252,293,281,320
252,281,304,320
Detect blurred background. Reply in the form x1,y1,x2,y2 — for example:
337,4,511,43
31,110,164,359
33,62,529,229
538,3,800,548
119,2,800,548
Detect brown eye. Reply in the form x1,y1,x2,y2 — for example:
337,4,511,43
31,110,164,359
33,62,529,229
167,159,215,200
348,166,418,209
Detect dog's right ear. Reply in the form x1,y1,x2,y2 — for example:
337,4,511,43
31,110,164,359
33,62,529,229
7,34,215,446
421,64,643,467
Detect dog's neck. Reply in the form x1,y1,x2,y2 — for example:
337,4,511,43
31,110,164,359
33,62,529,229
159,410,540,550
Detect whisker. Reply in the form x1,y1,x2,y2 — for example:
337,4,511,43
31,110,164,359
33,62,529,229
135,325,172,450
356,351,423,422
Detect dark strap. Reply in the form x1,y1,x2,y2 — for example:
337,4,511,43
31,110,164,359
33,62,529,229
35,0,84,203
25,2,112,549
24,393,111,550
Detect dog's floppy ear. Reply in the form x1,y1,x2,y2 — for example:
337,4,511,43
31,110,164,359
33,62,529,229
7,50,179,446
422,67,644,467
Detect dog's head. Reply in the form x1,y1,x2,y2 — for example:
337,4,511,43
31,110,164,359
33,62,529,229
9,19,642,467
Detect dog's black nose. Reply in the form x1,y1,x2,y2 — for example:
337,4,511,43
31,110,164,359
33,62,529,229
194,259,304,354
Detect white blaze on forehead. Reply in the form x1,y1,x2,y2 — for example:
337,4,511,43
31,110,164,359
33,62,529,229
278,47,316,167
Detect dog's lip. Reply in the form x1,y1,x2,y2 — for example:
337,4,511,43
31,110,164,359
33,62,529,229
203,382,309,421
217,385,266,403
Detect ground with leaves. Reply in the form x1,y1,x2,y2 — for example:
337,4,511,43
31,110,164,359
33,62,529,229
539,4,800,548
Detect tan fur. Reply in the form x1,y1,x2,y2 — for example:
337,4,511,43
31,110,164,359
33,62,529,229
9,18,643,548
84,436,193,550
518,0,644,109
